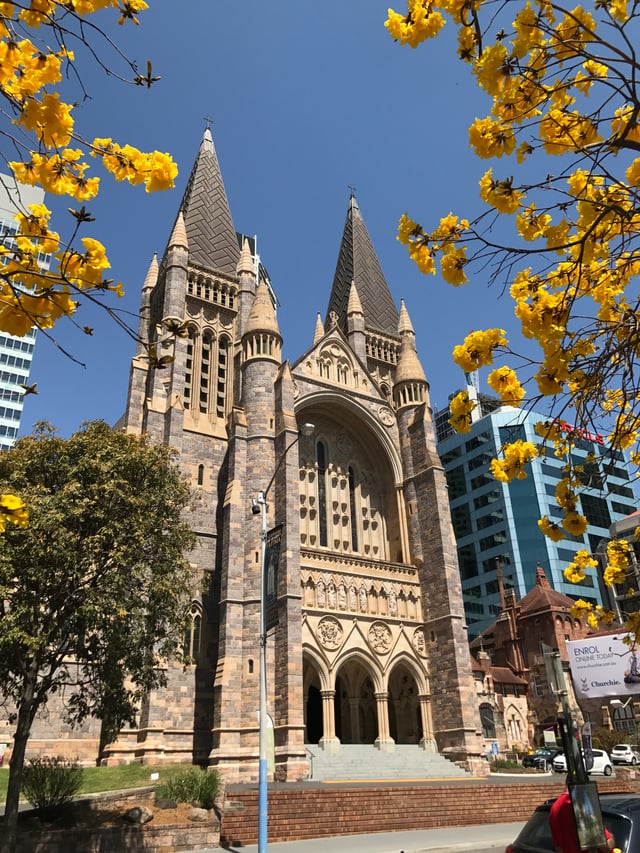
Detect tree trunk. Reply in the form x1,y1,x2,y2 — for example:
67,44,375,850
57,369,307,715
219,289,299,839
2,676,37,853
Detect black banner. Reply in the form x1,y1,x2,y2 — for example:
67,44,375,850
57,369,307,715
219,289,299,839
264,524,283,632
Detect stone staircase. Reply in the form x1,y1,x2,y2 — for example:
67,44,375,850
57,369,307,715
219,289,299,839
304,743,470,781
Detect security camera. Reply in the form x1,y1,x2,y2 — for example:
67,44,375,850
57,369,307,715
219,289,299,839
251,499,261,515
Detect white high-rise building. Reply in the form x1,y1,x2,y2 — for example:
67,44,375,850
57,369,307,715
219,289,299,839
0,175,46,450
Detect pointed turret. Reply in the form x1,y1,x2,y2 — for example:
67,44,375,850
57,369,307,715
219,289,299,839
136,253,158,354
313,312,325,345
325,194,399,336
242,280,282,364
168,212,188,251
176,127,240,275
237,237,255,277
394,299,429,410
346,280,366,363
142,253,159,293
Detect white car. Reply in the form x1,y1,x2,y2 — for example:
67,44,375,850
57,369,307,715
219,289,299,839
552,748,613,776
611,744,640,765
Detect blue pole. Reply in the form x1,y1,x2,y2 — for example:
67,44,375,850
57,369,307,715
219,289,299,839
258,493,268,853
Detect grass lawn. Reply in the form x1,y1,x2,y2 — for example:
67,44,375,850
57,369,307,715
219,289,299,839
0,762,189,803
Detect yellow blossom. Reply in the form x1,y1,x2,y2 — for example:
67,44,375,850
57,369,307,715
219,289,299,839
0,493,28,532
479,169,524,214
468,116,517,159
487,366,525,404
452,328,507,372
491,440,537,482
448,390,476,433
440,247,468,286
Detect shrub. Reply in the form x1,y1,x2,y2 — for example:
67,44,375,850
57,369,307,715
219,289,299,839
21,756,83,818
155,767,221,809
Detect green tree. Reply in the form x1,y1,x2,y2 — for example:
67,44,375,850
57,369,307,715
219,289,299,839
0,421,196,853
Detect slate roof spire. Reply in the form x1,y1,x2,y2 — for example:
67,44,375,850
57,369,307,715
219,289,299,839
175,126,240,276
325,193,399,337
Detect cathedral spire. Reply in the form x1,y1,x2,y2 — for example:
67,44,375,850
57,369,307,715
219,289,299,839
175,126,240,275
325,193,399,337
313,312,325,344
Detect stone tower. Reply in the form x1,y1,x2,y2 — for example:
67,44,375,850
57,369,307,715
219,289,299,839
115,130,484,778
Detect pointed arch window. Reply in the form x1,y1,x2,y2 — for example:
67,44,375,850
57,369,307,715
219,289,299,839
216,337,229,418
183,602,202,664
348,466,359,552
183,327,196,409
199,332,212,413
317,440,328,548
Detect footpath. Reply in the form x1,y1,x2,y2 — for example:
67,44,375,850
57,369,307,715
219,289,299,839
209,821,525,853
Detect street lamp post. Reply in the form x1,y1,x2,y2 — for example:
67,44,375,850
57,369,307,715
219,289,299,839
252,422,314,853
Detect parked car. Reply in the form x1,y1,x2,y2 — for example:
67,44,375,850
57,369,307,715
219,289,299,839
552,749,613,776
612,744,640,766
505,792,640,852
522,748,562,771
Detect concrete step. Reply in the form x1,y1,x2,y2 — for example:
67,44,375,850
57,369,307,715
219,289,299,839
304,744,470,781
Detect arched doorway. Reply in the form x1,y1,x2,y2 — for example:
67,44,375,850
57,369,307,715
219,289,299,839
334,659,378,744
303,659,323,744
388,663,421,744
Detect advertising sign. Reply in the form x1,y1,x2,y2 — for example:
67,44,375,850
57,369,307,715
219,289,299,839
566,633,640,700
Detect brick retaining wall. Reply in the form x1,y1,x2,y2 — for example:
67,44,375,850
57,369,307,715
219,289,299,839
221,778,640,847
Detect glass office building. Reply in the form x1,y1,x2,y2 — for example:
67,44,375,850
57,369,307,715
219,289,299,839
0,176,46,450
436,392,638,638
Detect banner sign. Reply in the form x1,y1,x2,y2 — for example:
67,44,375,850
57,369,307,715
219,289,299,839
264,524,283,632
567,633,640,699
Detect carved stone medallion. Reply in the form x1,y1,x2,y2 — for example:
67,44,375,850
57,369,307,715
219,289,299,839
317,617,343,650
412,627,427,658
368,621,392,655
378,406,395,427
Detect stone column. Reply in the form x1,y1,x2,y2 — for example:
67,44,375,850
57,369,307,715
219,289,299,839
319,690,339,751
419,694,436,750
374,691,394,750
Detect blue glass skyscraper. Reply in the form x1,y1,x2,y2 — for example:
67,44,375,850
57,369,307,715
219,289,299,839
435,391,637,638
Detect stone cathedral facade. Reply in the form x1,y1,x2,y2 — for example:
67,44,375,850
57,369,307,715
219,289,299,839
109,128,485,780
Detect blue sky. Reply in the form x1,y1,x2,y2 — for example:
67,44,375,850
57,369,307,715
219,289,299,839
19,0,520,438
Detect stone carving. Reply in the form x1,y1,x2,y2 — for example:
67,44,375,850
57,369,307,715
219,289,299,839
389,588,398,617
359,586,367,613
368,621,392,655
316,580,325,608
338,584,347,610
348,585,357,611
413,627,427,658
378,406,395,427
327,582,336,609
317,616,343,650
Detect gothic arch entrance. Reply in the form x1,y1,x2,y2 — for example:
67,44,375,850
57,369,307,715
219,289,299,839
303,659,323,744
334,658,378,744
388,663,421,744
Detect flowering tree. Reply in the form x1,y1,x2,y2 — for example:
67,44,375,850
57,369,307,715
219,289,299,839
0,1,177,530
0,0,176,342
386,0,640,628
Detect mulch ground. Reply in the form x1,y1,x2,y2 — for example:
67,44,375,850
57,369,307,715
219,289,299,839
15,797,198,830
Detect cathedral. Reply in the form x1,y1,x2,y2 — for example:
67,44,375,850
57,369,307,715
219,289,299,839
111,127,485,780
